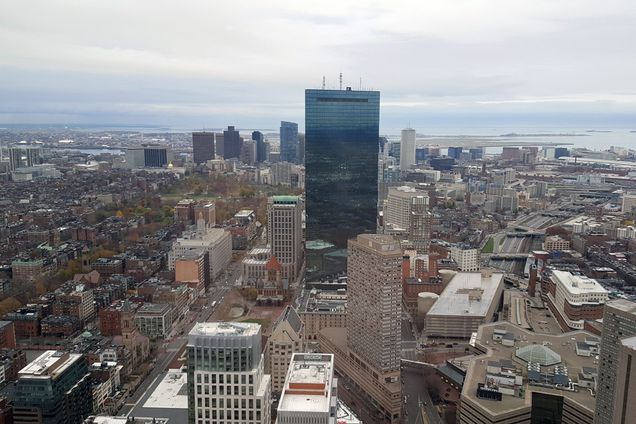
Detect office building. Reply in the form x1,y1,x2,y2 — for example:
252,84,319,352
194,202,216,227
223,126,243,160
623,193,636,215
450,246,481,272
267,196,303,281
169,224,232,282
192,132,215,164
595,300,636,424
125,144,173,168
280,121,299,163
186,322,271,424
298,287,347,342
11,351,92,424
546,270,608,331
447,146,462,160
383,186,431,253
9,145,42,171
0,321,16,349
215,133,225,158
459,322,598,424
266,306,304,393
134,303,173,339
425,272,504,339
316,234,402,422
276,353,337,424
252,131,266,163
399,128,416,171
305,88,380,277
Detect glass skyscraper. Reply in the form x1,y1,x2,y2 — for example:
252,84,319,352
279,121,298,163
305,88,380,278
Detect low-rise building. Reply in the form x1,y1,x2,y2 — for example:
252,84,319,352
298,288,347,342
425,272,504,339
546,270,609,331
276,353,337,424
544,235,571,251
134,303,173,339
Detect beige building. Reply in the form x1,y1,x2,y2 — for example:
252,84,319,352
265,306,304,394
347,234,402,373
622,192,636,214
267,196,303,280
425,272,504,339
596,300,636,424
298,288,347,341
383,187,431,253
613,336,636,424
318,234,402,423
459,322,598,424
168,221,232,282
544,235,571,251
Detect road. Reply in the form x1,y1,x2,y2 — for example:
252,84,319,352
118,256,244,416
401,365,444,424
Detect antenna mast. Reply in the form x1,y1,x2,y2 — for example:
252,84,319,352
322,76,326,90
339,72,343,90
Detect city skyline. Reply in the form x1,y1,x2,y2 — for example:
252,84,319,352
1,1,635,128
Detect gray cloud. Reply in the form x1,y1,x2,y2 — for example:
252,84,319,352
0,0,635,128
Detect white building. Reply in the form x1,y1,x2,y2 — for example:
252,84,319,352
399,128,416,171
169,222,232,282
623,193,636,214
426,272,504,339
187,322,271,424
550,270,609,330
450,246,480,272
276,353,337,424
384,186,429,231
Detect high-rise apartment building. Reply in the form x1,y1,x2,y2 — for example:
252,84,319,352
347,234,401,372
305,88,380,277
450,245,481,272
265,306,304,393
276,353,337,424
280,121,298,163
595,300,636,424
267,196,303,280
252,131,266,163
192,132,215,164
10,350,92,424
399,128,416,171
168,225,232,282
223,126,243,160
187,322,271,424
9,145,41,171
384,186,431,253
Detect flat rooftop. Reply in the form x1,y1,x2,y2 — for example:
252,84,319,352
279,353,334,413
551,270,608,296
463,322,598,417
427,272,504,317
189,322,260,337
19,350,81,379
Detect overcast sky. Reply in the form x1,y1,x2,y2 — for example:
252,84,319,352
1,0,635,130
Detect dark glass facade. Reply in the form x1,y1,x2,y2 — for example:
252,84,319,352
144,147,169,167
192,131,215,164
280,121,298,163
305,88,380,277
223,126,243,159
252,131,265,163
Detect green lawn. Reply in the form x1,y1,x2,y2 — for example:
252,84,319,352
482,237,495,253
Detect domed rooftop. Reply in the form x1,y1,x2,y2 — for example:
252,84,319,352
515,344,561,366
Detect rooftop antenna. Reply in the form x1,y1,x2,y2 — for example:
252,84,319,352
359,76,362,90
339,72,343,90
322,76,326,90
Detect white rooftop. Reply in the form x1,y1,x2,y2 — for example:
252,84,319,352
19,350,82,379
552,270,608,296
142,369,188,409
427,272,504,317
278,353,334,414
190,322,260,337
